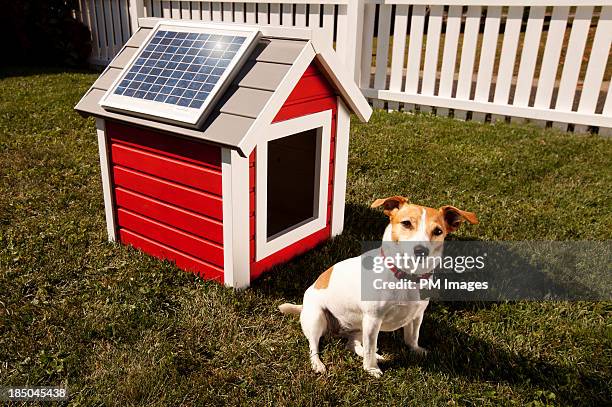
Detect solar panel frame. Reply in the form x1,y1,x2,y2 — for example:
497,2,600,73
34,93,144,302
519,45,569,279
100,21,261,128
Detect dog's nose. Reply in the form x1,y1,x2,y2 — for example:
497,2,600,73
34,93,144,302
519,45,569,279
413,245,429,257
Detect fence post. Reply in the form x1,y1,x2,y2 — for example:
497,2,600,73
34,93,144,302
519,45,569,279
129,0,145,34
338,0,365,85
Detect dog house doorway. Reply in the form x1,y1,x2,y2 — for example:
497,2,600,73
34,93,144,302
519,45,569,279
267,128,320,238
256,110,332,260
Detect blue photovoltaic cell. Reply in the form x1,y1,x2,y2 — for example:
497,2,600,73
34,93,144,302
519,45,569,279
114,30,247,109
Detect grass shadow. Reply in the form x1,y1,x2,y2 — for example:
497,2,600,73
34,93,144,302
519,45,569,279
378,317,610,406
0,65,99,79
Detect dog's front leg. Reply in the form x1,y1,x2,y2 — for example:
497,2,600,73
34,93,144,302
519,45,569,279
362,314,383,377
403,313,427,356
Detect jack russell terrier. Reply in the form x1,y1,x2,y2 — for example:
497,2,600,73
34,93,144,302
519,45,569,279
279,196,478,377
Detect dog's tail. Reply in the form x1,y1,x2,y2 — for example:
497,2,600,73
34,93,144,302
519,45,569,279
278,303,303,316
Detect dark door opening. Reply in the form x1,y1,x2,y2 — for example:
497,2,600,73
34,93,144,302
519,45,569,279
266,128,320,239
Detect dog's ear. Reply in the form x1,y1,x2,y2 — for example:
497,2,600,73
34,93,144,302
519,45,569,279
371,196,408,216
439,206,479,233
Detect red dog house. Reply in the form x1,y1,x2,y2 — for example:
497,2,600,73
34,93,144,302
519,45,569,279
75,19,371,288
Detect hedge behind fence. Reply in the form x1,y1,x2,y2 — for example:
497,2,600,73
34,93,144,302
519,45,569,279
0,0,91,68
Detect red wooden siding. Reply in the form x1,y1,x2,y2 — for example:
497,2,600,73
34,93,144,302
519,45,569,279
106,121,224,281
111,143,222,195
120,229,223,282
273,64,337,123
113,166,222,219
114,188,223,244
251,62,338,279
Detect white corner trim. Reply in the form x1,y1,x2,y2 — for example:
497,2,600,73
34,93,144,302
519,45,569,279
237,42,316,155
226,149,251,288
256,110,332,261
331,98,350,236
221,148,234,286
95,118,117,242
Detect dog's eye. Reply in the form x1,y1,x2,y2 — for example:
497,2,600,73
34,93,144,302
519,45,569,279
401,220,412,229
432,227,443,236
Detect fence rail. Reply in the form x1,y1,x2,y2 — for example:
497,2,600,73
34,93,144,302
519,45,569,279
77,0,612,132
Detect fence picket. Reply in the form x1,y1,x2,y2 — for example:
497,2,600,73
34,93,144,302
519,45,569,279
193,2,203,19
295,4,307,26
245,3,256,23
421,5,443,113
513,6,545,109
388,4,409,111
405,5,425,96
211,2,222,20
491,6,523,122
223,2,233,21
601,85,612,134
152,0,162,17
102,0,115,55
373,4,392,109
257,3,268,24
308,3,320,27
577,6,611,115
162,0,171,18
282,3,292,25
112,0,124,52
360,3,376,89
270,3,281,25
336,4,349,65
437,5,462,117
473,5,501,122
83,0,93,57
121,0,133,39
94,0,108,60
533,6,569,113
85,0,101,61
234,2,245,22
80,0,89,24
322,4,335,49
455,5,481,120
201,1,211,20
171,1,180,18
180,1,189,19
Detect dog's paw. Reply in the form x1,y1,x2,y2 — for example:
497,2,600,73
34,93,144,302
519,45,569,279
365,367,383,378
352,344,386,361
410,346,428,357
311,359,327,374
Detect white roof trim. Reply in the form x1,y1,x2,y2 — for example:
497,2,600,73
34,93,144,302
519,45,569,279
310,37,373,123
237,41,372,155
236,42,316,156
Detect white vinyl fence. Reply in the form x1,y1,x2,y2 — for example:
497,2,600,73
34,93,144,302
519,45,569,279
77,0,612,132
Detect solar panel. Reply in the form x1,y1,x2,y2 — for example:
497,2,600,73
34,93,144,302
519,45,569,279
100,23,260,128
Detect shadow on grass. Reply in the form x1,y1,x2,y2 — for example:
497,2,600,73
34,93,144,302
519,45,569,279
0,65,99,79
251,203,610,405
378,316,609,406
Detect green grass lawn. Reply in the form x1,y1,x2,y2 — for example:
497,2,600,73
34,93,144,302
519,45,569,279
0,67,610,406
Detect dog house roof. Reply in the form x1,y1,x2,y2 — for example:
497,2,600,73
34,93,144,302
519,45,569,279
75,18,372,156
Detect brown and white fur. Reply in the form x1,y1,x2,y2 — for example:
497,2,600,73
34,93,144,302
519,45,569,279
279,196,478,377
